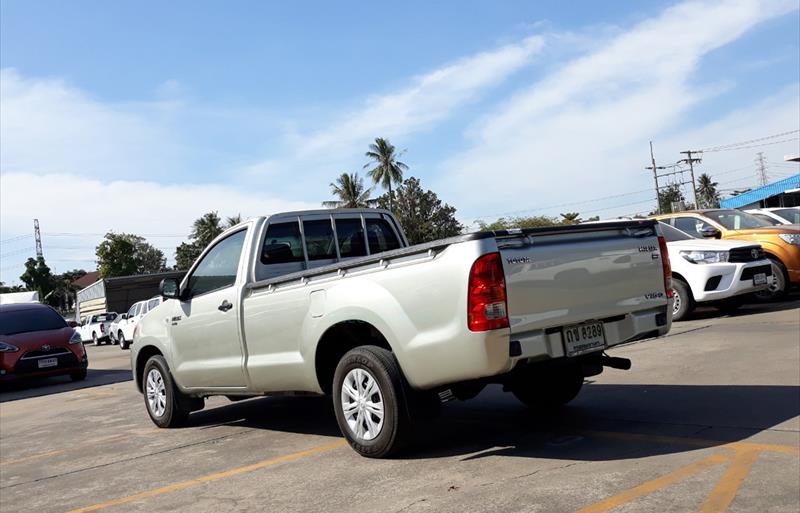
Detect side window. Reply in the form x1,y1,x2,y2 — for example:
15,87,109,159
303,220,336,261
673,217,707,238
335,218,367,258
365,218,401,254
187,230,247,297
261,222,304,265
147,298,160,311
127,304,138,317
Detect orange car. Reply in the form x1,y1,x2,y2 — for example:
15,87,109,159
654,209,800,299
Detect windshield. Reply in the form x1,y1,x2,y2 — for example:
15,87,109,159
0,307,67,336
750,213,781,226
659,222,693,242
704,210,773,230
773,208,800,224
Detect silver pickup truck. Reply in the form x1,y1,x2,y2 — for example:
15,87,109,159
132,208,672,457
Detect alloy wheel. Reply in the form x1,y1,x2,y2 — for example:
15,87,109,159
340,368,384,441
146,369,167,418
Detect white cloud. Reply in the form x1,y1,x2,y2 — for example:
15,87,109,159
436,0,799,220
298,36,545,156
0,69,185,181
0,173,317,281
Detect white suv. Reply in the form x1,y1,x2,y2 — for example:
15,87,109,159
660,223,772,320
745,207,800,226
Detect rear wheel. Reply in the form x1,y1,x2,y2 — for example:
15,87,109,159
671,278,693,321
143,356,191,428
754,258,788,302
92,332,101,346
119,331,129,350
332,346,410,458
510,362,584,410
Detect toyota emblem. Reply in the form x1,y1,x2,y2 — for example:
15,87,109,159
751,249,759,259
41,344,51,352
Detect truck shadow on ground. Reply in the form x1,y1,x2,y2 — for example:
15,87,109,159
684,293,799,321
185,382,799,462
0,369,132,403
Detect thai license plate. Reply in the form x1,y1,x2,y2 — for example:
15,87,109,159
38,357,58,369
563,321,606,357
753,273,767,286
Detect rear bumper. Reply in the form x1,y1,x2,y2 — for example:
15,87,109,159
510,305,670,363
403,305,670,390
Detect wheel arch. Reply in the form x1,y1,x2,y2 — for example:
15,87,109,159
135,345,164,393
314,320,392,395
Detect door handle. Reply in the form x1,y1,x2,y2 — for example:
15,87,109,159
218,300,233,312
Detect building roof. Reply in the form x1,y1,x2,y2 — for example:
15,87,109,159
0,291,40,305
72,271,100,290
720,174,800,209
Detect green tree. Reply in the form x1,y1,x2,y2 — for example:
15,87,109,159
0,281,26,293
376,177,463,245
190,211,224,248
322,172,375,208
174,242,202,271
559,212,582,224
657,183,686,214
19,256,55,301
696,173,720,209
225,214,243,228
96,233,166,277
364,137,408,210
476,215,559,230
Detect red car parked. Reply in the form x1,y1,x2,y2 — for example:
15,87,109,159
0,303,88,383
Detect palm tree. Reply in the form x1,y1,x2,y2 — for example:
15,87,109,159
696,173,720,209
559,212,581,224
190,211,223,247
322,172,375,208
364,137,408,210
225,214,242,228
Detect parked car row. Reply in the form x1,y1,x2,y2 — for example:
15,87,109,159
108,296,162,350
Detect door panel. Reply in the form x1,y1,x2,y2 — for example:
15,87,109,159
170,230,247,389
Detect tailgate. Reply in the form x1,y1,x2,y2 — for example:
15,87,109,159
497,221,667,335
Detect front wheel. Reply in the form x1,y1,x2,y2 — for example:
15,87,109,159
143,356,191,428
671,279,693,321
332,346,410,458
70,369,87,381
92,332,101,346
754,259,788,302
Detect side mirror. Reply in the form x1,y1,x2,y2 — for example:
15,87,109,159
700,226,722,239
159,278,181,300
67,320,78,328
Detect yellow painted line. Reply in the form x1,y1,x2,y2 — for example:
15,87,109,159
572,453,730,513
0,433,128,466
64,439,348,513
698,449,760,513
579,429,800,456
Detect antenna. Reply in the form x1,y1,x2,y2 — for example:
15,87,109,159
34,219,43,258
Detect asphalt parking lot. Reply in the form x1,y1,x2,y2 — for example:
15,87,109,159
1,299,798,513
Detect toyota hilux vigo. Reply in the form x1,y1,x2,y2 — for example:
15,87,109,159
131,209,673,457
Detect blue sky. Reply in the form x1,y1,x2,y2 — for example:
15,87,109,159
1,0,799,282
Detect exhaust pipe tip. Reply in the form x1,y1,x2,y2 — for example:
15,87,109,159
602,356,632,370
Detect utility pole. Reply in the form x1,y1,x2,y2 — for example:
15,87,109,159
646,141,666,214
679,150,702,209
755,152,768,186
34,219,43,258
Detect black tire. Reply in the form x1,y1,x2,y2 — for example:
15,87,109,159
671,278,693,321
332,346,411,458
142,355,191,428
70,369,87,381
754,258,788,302
119,332,129,350
92,332,101,346
510,362,584,410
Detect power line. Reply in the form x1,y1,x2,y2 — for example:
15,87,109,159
700,137,800,153
697,130,800,152
472,188,654,220
0,234,34,245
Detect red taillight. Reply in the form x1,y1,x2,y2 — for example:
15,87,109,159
658,235,673,299
468,252,510,332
